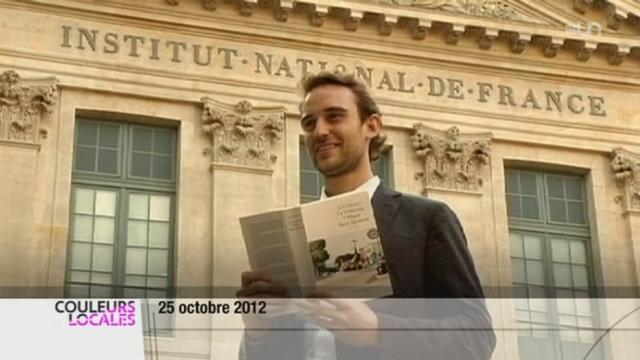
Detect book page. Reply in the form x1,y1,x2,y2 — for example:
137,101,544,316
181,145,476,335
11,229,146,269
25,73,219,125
301,191,391,298
239,209,301,294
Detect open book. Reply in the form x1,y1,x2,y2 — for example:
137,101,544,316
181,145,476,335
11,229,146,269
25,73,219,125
239,190,391,298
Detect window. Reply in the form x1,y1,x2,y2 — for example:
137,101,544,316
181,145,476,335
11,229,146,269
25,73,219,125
506,169,602,360
299,140,393,203
66,119,176,299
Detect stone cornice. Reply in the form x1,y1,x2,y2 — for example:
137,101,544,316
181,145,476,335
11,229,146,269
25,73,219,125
574,0,640,30
161,0,639,65
0,70,58,145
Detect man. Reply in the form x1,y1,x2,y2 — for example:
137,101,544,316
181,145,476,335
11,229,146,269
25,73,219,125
237,72,496,359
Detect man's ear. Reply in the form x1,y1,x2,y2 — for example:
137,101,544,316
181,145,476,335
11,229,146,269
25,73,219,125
364,114,382,140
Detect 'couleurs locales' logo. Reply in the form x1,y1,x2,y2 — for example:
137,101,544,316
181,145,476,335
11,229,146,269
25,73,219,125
55,300,137,327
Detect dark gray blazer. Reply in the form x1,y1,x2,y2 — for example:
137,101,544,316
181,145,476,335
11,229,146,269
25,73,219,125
243,185,496,360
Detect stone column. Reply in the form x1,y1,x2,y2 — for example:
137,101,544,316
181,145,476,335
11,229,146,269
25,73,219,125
200,97,284,359
610,148,640,287
0,70,57,295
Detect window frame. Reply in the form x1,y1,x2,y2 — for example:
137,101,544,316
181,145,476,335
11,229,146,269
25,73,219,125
67,118,177,300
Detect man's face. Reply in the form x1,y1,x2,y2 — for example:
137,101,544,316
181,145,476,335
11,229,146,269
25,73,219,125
300,84,376,177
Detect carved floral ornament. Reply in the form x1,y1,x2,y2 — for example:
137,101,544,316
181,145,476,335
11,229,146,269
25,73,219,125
610,147,640,211
411,124,491,194
0,70,58,145
201,97,284,170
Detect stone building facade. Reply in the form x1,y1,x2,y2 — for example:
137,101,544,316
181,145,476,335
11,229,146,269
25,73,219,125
0,0,639,359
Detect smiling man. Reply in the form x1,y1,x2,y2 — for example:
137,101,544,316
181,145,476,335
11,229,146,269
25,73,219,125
237,72,495,360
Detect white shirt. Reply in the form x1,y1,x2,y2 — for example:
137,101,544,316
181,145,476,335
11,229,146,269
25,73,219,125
307,175,381,360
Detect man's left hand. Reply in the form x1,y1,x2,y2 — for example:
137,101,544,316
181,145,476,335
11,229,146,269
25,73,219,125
295,292,379,347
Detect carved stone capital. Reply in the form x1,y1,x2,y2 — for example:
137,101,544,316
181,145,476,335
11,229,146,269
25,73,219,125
411,124,492,194
0,70,58,145
610,148,640,211
201,98,284,170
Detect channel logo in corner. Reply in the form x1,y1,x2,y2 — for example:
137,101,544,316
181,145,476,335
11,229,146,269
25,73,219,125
55,300,137,327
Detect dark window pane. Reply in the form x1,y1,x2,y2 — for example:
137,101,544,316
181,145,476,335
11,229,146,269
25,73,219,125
152,155,172,180
132,128,153,152
553,264,572,287
153,131,173,155
565,178,583,200
526,260,544,285
97,149,118,174
506,171,518,194
299,144,314,170
512,259,526,283
77,122,98,146
546,176,565,198
567,202,585,224
572,266,589,288
99,124,119,148
507,195,521,218
131,153,151,177
524,235,542,260
301,171,319,196
519,173,537,195
90,285,112,298
522,197,539,220
67,284,89,297
510,232,523,257
552,238,570,262
75,147,96,172
549,199,567,222
570,241,587,265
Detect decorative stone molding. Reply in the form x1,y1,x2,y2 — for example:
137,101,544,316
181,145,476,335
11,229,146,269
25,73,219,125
611,148,640,211
201,98,285,170
238,0,257,16
0,70,58,145
202,0,216,11
378,14,398,36
344,12,362,31
310,5,328,26
159,0,640,64
275,1,293,22
411,124,491,194
380,0,522,20
573,0,640,30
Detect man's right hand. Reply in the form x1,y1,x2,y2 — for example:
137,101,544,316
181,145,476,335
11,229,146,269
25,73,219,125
236,270,289,341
